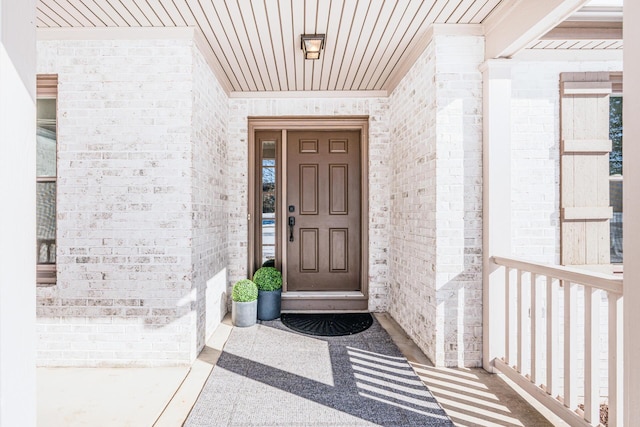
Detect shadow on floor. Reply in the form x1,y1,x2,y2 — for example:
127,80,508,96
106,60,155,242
184,319,453,426
178,313,556,426
375,313,556,427
410,364,554,427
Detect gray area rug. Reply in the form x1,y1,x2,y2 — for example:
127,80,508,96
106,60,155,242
185,317,453,426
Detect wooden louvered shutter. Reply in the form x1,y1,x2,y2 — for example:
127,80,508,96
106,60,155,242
560,72,613,266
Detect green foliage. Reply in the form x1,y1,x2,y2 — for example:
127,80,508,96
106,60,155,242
252,267,282,291
610,97,623,175
232,279,258,302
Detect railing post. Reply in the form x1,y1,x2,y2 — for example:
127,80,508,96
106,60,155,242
481,60,512,373
609,293,623,427
564,281,578,410
584,287,601,424
546,276,559,398
505,267,512,366
518,270,531,376
624,1,640,423
531,273,542,385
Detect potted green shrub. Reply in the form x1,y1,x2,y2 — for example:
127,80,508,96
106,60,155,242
231,279,258,327
253,267,282,321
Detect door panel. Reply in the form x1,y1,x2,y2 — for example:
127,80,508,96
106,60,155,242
329,229,348,272
300,228,319,272
329,165,348,214
287,130,361,292
299,165,318,214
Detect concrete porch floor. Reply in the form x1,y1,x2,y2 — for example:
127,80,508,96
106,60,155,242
37,314,565,426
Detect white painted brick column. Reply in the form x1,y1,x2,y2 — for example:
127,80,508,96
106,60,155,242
433,34,484,367
624,0,640,423
481,59,512,372
389,32,484,367
0,0,37,424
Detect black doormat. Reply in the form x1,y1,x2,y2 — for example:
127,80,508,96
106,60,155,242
280,313,373,336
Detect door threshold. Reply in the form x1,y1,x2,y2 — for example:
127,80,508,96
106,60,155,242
281,291,367,311
281,309,370,314
282,291,365,299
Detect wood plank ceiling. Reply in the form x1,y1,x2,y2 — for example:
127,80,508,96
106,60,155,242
528,39,622,50
36,0,623,92
527,2,623,51
36,0,503,93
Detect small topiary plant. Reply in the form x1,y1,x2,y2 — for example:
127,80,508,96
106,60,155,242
252,267,283,291
232,279,258,302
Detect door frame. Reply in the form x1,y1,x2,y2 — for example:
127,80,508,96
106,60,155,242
248,116,369,311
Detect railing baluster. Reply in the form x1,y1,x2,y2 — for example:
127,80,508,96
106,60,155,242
517,269,523,373
531,272,538,384
505,266,511,366
608,292,623,427
584,286,601,424
546,275,559,398
489,256,623,426
564,280,578,410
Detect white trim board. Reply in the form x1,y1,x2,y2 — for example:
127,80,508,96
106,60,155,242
484,0,590,59
514,48,623,62
230,90,388,99
37,26,196,40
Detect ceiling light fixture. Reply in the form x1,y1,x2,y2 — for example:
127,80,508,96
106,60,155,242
301,34,325,60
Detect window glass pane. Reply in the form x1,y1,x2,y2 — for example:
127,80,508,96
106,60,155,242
37,182,56,264
610,96,623,263
262,167,276,213
37,98,57,177
610,97,622,175
261,140,276,265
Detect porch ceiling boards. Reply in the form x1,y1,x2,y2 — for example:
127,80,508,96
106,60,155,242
528,39,622,50
36,0,622,93
526,3,623,51
35,0,502,93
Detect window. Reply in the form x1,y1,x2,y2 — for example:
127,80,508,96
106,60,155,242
36,75,58,284
252,130,281,273
610,95,623,263
261,140,276,266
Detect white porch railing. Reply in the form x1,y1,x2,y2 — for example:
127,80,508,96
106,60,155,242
489,256,624,427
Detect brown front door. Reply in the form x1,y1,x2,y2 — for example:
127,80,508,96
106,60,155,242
286,130,361,292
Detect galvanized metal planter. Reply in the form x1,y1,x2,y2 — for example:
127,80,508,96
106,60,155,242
257,289,282,321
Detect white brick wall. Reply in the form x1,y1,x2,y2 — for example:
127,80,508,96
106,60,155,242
226,98,391,311
389,40,438,363
388,34,484,367
509,59,622,400
434,36,484,367
34,29,620,371
190,43,229,356
510,59,622,264
36,37,228,366
35,33,484,367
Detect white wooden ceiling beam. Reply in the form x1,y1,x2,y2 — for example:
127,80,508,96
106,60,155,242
484,0,590,59
541,21,622,40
